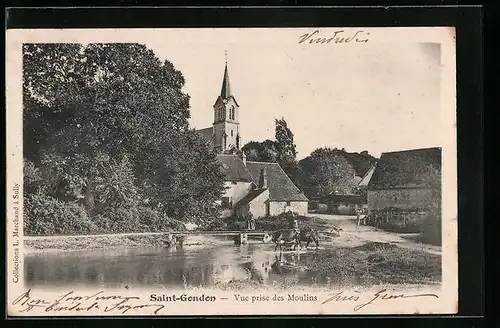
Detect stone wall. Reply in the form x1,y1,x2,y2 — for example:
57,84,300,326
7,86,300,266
367,188,438,210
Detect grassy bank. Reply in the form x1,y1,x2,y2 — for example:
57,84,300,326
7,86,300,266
307,242,441,285
213,242,441,291
24,233,183,253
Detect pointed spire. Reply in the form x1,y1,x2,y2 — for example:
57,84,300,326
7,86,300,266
220,51,232,99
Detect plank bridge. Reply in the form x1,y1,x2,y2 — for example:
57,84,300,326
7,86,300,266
24,230,269,245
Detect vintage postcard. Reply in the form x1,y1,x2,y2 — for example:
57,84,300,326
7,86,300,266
6,27,457,316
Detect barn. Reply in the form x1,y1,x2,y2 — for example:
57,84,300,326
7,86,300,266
367,147,442,211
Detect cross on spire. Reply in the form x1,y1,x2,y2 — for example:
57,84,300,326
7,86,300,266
225,49,228,64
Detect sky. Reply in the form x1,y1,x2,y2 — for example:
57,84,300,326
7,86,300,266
143,29,443,159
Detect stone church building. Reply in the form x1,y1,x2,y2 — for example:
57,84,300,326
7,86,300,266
196,61,308,218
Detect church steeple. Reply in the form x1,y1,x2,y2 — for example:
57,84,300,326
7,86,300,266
220,61,232,99
212,51,240,154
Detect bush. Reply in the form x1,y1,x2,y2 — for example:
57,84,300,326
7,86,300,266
419,213,442,245
105,207,143,233
222,214,247,230
92,214,113,233
138,206,186,231
365,208,429,233
226,220,248,231
24,192,97,235
254,212,301,231
201,217,228,230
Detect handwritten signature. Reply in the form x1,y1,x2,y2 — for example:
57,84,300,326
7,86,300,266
12,289,165,315
322,289,439,311
298,30,369,44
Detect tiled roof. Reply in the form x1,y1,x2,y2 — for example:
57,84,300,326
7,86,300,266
246,161,308,202
236,188,268,206
196,127,213,143
368,147,442,190
216,154,253,183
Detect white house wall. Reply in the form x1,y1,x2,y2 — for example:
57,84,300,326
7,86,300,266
247,189,270,218
221,181,253,217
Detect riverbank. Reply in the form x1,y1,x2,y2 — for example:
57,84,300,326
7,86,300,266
210,242,441,291
24,233,185,254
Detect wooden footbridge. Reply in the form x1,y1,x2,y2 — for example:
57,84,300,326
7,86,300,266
24,230,269,245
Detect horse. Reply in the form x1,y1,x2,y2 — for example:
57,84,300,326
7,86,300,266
263,229,300,252
298,227,320,249
356,212,367,226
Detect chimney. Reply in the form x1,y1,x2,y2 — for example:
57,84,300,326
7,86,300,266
239,151,246,166
259,168,268,189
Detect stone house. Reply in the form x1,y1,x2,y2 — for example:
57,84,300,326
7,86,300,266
367,147,442,211
217,154,308,218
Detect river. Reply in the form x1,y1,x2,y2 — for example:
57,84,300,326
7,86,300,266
24,235,330,289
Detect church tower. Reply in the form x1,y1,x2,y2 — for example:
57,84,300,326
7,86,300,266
212,57,240,153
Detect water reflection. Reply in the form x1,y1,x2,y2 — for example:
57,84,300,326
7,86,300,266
25,235,324,289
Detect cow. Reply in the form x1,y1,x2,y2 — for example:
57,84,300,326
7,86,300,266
298,227,320,249
263,229,300,252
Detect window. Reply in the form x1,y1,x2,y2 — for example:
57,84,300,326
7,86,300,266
231,130,233,137
286,201,291,207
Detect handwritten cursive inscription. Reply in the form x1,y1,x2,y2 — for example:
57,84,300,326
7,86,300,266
322,289,439,311
298,30,369,44
12,289,166,315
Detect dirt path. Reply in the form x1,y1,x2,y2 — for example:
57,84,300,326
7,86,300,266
308,214,441,255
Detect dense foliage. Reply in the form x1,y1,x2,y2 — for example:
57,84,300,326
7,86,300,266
242,118,377,198
23,43,225,235
298,147,358,198
339,150,377,178
241,118,299,182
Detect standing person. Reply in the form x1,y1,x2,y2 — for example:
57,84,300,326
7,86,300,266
250,216,256,230
290,211,299,236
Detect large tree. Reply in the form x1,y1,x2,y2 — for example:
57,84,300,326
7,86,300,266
241,118,298,182
241,140,279,162
23,43,225,234
274,118,299,182
298,147,357,199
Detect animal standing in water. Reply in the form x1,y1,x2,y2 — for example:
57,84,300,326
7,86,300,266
263,229,300,252
298,227,320,249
